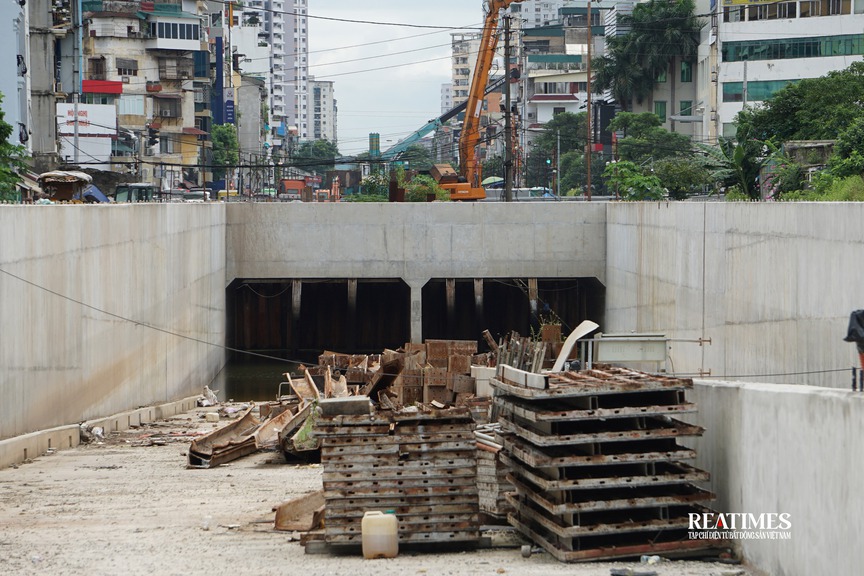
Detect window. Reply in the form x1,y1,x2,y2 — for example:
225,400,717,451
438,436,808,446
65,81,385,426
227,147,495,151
116,58,138,77
553,107,565,116
681,61,693,83
88,57,105,80
654,101,667,122
159,136,175,154
656,69,667,83
722,34,864,62
118,94,144,115
680,100,693,116
723,80,797,102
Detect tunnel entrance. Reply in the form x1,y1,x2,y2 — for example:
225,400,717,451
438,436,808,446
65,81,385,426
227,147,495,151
226,277,605,362
421,277,605,346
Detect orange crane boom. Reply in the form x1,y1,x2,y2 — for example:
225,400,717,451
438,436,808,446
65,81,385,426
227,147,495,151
444,0,522,201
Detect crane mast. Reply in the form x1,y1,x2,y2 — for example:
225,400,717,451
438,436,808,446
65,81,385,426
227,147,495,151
457,0,520,198
442,0,522,200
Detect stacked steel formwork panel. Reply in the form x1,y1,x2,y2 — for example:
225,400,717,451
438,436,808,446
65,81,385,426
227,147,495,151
491,364,720,562
316,408,481,548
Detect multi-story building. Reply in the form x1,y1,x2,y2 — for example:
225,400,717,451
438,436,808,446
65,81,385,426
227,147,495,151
508,0,575,28
245,0,309,150
68,0,211,188
704,0,864,142
440,83,453,116
307,78,336,143
0,1,31,153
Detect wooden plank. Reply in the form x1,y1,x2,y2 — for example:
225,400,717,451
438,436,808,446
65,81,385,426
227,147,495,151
323,457,477,474
502,434,697,467
325,503,478,520
273,490,325,531
507,474,713,515
490,373,691,400
322,430,475,446
499,453,709,490
324,475,478,491
494,396,698,422
323,466,477,483
324,485,478,499
507,514,716,562
325,531,480,545
506,492,713,538
498,416,704,446
324,494,479,512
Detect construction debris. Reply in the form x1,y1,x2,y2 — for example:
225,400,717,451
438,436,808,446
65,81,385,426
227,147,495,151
310,406,481,551
491,363,720,562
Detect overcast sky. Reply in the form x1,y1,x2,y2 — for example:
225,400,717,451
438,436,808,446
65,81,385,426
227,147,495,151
307,1,486,156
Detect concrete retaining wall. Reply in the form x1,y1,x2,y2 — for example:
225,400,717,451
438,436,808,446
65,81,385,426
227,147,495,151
0,204,227,445
690,380,864,576
225,202,608,286
605,202,864,388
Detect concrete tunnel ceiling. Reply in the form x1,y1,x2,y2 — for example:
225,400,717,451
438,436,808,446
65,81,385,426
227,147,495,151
226,277,605,362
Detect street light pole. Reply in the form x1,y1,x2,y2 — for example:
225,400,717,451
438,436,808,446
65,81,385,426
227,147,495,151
585,0,593,201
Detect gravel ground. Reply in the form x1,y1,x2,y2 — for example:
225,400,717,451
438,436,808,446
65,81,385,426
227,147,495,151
0,406,763,576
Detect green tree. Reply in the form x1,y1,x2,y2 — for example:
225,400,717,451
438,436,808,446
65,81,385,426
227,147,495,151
653,157,710,199
603,160,664,200
592,35,653,111
399,144,434,172
737,62,864,141
608,112,692,163
625,0,703,123
593,0,703,111
211,124,239,182
293,139,339,176
697,127,768,200
0,93,28,201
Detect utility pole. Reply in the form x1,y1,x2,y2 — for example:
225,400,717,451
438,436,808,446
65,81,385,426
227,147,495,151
556,129,560,197
585,1,593,201
504,15,514,203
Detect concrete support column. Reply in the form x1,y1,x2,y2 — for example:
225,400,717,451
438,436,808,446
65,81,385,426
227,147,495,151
446,278,456,332
406,277,429,344
291,279,302,352
474,278,484,322
346,279,357,350
528,278,539,318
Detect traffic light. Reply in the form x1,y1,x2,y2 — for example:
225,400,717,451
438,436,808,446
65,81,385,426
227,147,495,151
546,158,551,166
147,127,160,148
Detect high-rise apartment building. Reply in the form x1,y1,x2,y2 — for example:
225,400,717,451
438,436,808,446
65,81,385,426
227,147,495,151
246,0,309,149
308,78,336,143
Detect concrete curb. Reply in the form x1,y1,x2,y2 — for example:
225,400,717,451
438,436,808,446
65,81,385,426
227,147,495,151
0,395,200,470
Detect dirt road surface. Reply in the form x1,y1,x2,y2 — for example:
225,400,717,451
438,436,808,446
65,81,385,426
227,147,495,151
0,407,761,576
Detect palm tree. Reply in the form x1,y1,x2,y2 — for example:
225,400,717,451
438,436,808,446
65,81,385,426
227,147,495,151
625,0,703,128
594,0,704,118
591,36,652,111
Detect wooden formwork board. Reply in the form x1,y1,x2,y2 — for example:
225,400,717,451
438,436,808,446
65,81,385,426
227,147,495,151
324,456,477,473
502,434,696,468
323,461,477,483
507,513,718,562
498,415,704,446
321,431,476,447
323,475,478,492
493,395,697,422
491,370,691,400
506,491,714,538
324,530,480,546
507,473,714,515
325,502,479,520
321,449,477,466
499,453,709,491
325,483,478,500
324,493,479,513
325,514,480,533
